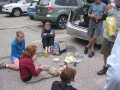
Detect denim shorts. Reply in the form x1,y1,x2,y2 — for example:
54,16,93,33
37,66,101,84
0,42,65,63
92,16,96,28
10,56,18,63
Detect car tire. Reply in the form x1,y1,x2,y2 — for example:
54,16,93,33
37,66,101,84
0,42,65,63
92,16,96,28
57,16,67,29
42,22,45,25
12,9,21,17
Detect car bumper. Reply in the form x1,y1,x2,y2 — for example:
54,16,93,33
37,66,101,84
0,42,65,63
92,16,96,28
34,14,57,24
66,21,103,45
27,11,35,17
2,7,12,14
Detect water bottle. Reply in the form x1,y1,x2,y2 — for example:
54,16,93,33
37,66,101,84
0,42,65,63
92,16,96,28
80,54,84,58
73,61,77,67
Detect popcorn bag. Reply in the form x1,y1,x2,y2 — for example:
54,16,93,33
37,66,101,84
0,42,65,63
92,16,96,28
52,41,67,55
106,16,117,36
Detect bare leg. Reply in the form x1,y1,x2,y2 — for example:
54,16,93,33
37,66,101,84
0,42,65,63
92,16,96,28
45,47,48,52
47,46,51,52
87,36,97,48
104,55,108,66
7,58,19,70
91,43,94,51
87,37,93,48
58,65,67,74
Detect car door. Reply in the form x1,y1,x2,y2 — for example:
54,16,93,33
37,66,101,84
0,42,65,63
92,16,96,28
21,0,31,12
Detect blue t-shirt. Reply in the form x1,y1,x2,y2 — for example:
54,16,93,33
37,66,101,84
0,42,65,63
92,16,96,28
11,39,25,59
88,2,106,17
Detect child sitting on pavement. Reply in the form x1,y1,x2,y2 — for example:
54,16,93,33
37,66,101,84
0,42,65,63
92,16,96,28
41,22,55,52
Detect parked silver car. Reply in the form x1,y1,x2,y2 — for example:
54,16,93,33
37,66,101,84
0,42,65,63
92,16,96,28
66,0,113,45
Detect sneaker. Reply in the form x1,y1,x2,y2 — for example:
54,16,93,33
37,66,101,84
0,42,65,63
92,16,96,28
84,46,89,54
97,66,108,75
88,51,95,58
0,62,6,69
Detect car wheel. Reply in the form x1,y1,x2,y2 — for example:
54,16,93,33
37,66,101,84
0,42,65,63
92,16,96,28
57,16,67,29
42,22,45,25
12,9,21,17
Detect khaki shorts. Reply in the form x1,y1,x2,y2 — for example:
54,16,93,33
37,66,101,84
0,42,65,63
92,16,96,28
100,38,114,55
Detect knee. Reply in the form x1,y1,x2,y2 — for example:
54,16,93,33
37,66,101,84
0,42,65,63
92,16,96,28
15,66,19,70
93,36,97,39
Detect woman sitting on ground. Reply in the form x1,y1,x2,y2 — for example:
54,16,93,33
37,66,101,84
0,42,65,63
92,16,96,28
19,44,67,83
41,22,55,52
51,68,77,90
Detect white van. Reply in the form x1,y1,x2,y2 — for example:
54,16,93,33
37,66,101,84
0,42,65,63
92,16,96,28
2,0,32,16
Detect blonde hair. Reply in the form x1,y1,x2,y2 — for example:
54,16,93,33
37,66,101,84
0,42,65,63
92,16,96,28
45,22,51,27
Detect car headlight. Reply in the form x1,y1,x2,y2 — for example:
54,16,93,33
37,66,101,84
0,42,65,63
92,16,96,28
6,6,12,8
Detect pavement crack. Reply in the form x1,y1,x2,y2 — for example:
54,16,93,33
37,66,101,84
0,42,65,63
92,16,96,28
25,26,38,32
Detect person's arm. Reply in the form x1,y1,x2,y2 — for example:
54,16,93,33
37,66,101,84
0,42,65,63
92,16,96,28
48,30,55,37
11,43,21,59
104,4,113,15
41,29,48,38
27,60,42,76
88,4,95,19
23,39,25,51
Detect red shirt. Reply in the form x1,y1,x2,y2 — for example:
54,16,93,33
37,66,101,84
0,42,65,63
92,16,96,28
19,57,42,80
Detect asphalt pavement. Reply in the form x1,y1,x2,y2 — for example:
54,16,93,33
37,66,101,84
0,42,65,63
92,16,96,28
0,14,106,90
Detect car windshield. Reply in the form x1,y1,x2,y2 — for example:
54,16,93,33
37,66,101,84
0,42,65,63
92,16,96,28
39,0,50,5
30,1,37,6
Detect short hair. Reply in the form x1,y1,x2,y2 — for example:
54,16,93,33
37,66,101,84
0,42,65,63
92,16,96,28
22,45,37,58
59,68,76,90
16,31,24,37
45,22,51,27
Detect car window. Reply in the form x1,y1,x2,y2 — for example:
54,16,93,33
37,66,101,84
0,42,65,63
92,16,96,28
0,0,8,2
26,0,32,3
30,1,37,6
39,0,50,5
64,0,78,6
55,0,64,6
10,0,19,2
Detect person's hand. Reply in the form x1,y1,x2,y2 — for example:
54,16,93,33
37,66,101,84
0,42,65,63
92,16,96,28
113,31,118,37
39,65,45,69
106,4,113,10
50,32,53,34
44,33,47,35
89,14,95,19
95,16,101,22
32,55,36,61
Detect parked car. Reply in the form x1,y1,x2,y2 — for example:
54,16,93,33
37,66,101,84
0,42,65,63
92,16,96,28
34,0,84,29
0,0,19,13
2,0,32,17
66,0,113,45
27,0,38,19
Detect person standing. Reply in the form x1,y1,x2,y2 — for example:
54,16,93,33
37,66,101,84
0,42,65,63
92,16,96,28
84,0,106,58
97,0,120,75
0,31,25,70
